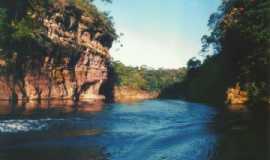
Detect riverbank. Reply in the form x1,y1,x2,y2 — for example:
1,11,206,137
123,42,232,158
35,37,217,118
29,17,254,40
113,86,159,103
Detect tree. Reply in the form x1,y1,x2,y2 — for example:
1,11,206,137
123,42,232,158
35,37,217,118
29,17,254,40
162,0,270,105
111,61,186,92
187,58,201,70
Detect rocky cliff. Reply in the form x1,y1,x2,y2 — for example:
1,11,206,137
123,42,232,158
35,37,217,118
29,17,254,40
0,2,115,101
226,83,248,105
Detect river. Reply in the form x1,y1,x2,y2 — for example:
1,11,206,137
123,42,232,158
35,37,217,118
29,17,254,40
0,100,267,160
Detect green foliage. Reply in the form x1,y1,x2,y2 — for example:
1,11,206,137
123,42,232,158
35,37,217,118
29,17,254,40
163,0,270,105
0,1,47,78
161,55,230,104
0,9,6,28
68,0,117,41
0,0,116,44
112,61,186,92
12,17,37,39
112,61,147,89
209,0,270,104
0,0,117,93
0,9,8,50
187,57,201,70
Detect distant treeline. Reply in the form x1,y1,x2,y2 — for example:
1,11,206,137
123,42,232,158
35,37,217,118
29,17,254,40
161,0,270,106
111,61,186,92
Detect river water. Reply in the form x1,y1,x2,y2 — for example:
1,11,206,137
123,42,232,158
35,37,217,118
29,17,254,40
0,100,267,160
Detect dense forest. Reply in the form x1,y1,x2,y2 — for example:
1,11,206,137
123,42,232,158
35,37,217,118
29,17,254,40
161,0,270,107
111,61,186,92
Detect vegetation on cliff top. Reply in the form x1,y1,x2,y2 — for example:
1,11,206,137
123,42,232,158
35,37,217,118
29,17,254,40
0,0,116,76
161,0,270,106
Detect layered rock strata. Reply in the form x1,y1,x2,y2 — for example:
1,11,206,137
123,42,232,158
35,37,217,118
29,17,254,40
0,4,113,101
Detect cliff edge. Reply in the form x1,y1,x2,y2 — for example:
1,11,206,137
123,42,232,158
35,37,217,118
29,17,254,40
0,0,116,101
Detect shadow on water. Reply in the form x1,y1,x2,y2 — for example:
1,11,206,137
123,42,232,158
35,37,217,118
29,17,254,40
209,104,269,160
0,147,109,160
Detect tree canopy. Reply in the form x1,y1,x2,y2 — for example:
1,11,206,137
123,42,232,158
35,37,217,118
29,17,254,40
111,61,186,92
161,0,270,105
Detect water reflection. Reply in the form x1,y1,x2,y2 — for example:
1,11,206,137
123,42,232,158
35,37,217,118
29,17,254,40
0,100,105,117
0,100,268,160
0,100,109,160
0,100,219,160
210,106,269,160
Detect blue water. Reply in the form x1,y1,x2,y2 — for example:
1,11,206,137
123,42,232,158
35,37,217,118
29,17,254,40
0,100,220,160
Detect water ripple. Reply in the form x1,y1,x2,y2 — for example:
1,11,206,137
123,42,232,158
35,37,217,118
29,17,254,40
0,119,58,133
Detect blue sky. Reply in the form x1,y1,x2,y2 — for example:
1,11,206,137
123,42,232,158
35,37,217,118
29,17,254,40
94,0,221,69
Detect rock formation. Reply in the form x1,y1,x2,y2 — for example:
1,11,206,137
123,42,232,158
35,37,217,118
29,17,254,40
226,83,248,105
114,86,159,102
0,2,115,101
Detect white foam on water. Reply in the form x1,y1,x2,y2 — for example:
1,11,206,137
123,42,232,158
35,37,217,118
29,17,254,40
0,118,59,133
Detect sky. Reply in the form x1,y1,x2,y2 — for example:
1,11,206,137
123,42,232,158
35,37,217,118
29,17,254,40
94,0,221,69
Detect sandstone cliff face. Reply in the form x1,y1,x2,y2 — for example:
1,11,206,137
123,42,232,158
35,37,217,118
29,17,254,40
0,4,114,101
226,83,248,105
